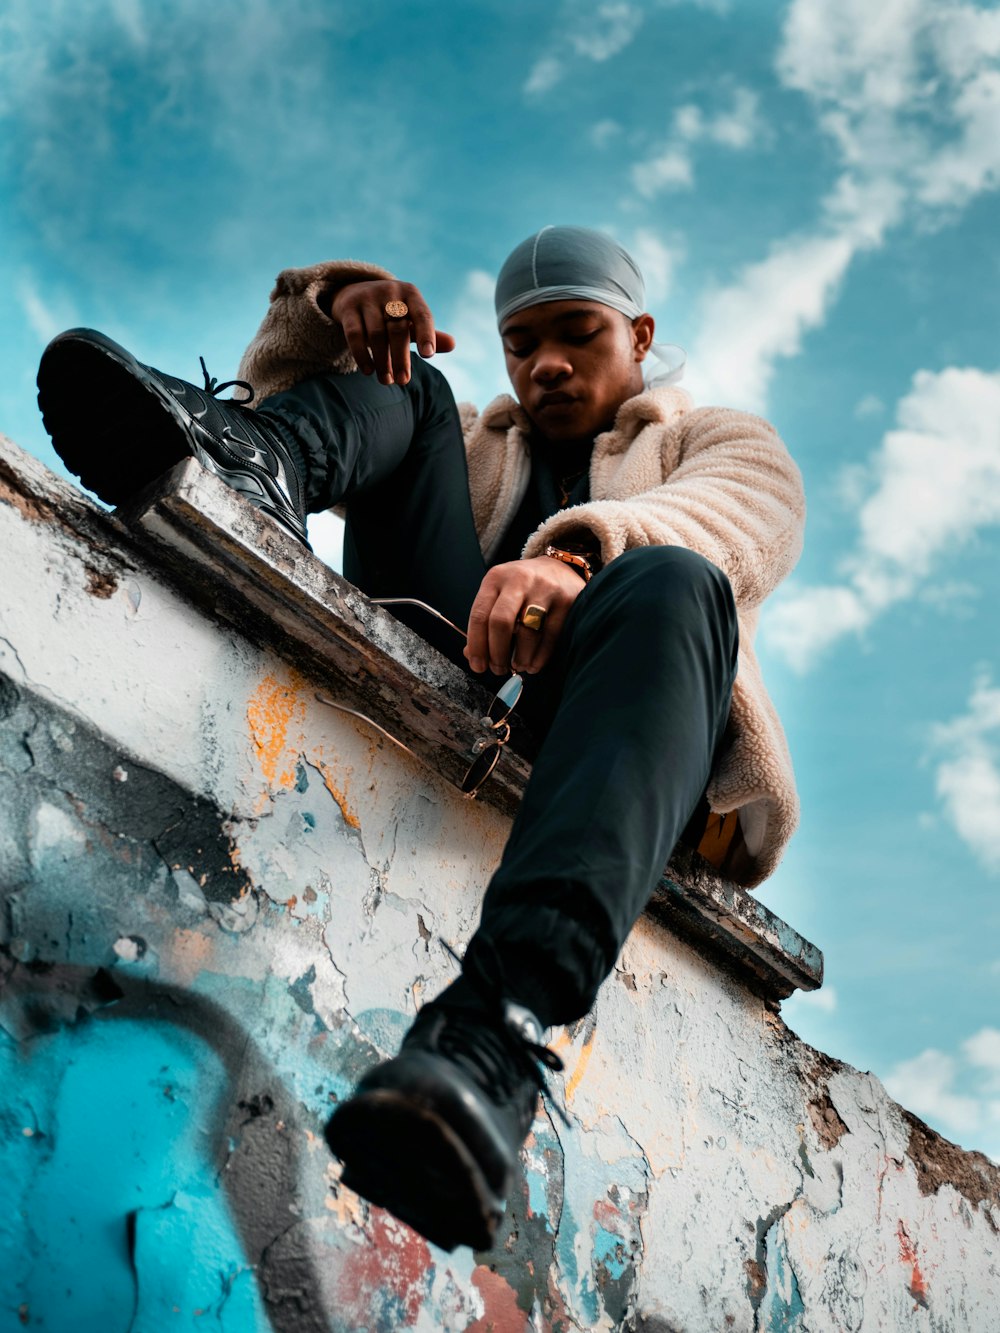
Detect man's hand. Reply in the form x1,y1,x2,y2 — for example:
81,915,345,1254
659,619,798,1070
329,280,455,386
465,558,587,677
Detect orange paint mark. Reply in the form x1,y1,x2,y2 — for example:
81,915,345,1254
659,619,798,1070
547,1027,597,1103
324,1167,368,1229
246,671,306,790
896,1221,929,1306
169,928,215,984
467,1265,529,1333
565,1027,597,1103
311,755,361,830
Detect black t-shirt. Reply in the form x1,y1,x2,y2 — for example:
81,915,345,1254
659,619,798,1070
489,439,592,568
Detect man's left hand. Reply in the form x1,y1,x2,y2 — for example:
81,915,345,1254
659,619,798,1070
465,558,587,676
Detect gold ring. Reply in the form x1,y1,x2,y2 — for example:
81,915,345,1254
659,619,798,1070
519,603,548,633
384,300,409,320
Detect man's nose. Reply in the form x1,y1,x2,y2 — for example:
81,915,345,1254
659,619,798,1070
530,346,573,384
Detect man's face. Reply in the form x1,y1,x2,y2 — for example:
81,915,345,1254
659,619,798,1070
500,300,654,446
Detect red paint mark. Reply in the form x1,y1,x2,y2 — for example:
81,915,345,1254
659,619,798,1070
593,1199,621,1228
333,1209,432,1327
467,1265,530,1332
896,1221,929,1307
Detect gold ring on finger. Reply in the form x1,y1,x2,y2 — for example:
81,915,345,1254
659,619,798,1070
384,300,409,320
519,603,548,633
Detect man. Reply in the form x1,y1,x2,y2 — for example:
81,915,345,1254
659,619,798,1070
37,226,804,1253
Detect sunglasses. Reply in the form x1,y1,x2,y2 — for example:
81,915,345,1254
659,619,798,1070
315,596,524,799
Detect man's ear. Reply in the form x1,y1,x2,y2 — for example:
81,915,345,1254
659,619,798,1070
632,313,655,361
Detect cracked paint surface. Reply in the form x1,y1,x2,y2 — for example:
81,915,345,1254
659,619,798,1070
3,435,1000,1331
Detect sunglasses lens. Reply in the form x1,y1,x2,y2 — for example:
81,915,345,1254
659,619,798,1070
461,742,501,796
487,672,524,724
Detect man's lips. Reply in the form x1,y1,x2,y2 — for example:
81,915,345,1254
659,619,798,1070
535,391,577,410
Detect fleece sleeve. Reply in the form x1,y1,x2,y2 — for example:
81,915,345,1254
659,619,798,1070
238,259,395,400
522,407,806,610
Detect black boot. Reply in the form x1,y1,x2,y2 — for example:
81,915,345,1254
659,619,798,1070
37,328,310,548
325,990,563,1251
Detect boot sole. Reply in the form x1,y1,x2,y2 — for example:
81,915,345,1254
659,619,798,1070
37,330,201,506
325,1089,506,1252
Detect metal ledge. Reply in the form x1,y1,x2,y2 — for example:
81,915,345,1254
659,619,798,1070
3,435,823,998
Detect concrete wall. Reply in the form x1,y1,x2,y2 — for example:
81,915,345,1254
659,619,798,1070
2,434,998,1333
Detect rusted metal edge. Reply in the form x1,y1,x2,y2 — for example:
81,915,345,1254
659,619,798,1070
3,433,824,997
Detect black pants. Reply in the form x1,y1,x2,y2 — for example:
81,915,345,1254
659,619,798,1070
260,360,738,1026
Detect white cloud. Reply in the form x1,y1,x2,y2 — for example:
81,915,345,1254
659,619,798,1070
110,0,148,47
930,675,1000,872
524,2,643,95
590,118,622,149
854,393,885,419
683,232,855,411
705,87,761,150
885,1028,1000,1160
307,509,345,574
570,2,643,61
965,1028,1000,1092
524,57,564,97
677,1,1000,419
631,87,764,198
885,1049,985,1135
628,228,683,306
777,0,926,112
791,984,839,1013
0,1,422,272
915,67,1000,208
930,5,1000,82
763,366,1000,671
632,148,694,196
17,274,80,345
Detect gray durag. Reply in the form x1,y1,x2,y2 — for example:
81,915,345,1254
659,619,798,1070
494,225,686,386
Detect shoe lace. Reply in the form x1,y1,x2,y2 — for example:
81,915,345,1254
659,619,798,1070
433,941,571,1129
427,1008,571,1130
199,356,255,405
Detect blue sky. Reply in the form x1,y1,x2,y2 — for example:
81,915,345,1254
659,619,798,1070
3,0,1000,1160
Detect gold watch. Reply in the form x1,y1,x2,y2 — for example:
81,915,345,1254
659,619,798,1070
544,545,593,582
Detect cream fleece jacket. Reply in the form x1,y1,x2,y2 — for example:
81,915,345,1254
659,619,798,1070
238,260,806,888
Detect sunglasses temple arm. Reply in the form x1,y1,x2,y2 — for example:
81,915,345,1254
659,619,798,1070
314,694,418,758
369,597,468,643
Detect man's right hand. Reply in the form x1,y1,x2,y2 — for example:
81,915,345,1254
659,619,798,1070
328,280,456,386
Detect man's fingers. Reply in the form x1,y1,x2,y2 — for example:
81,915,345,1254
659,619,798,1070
406,299,438,360
486,589,523,675
332,283,454,382
339,312,375,376
362,311,393,384
512,603,570,675
330,281,452,378
386,317,412,384
465,585,499,673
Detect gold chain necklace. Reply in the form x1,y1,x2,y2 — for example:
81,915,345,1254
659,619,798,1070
558,466,588,508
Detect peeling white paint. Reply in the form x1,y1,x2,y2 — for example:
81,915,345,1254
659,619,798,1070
2,434,999,1331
